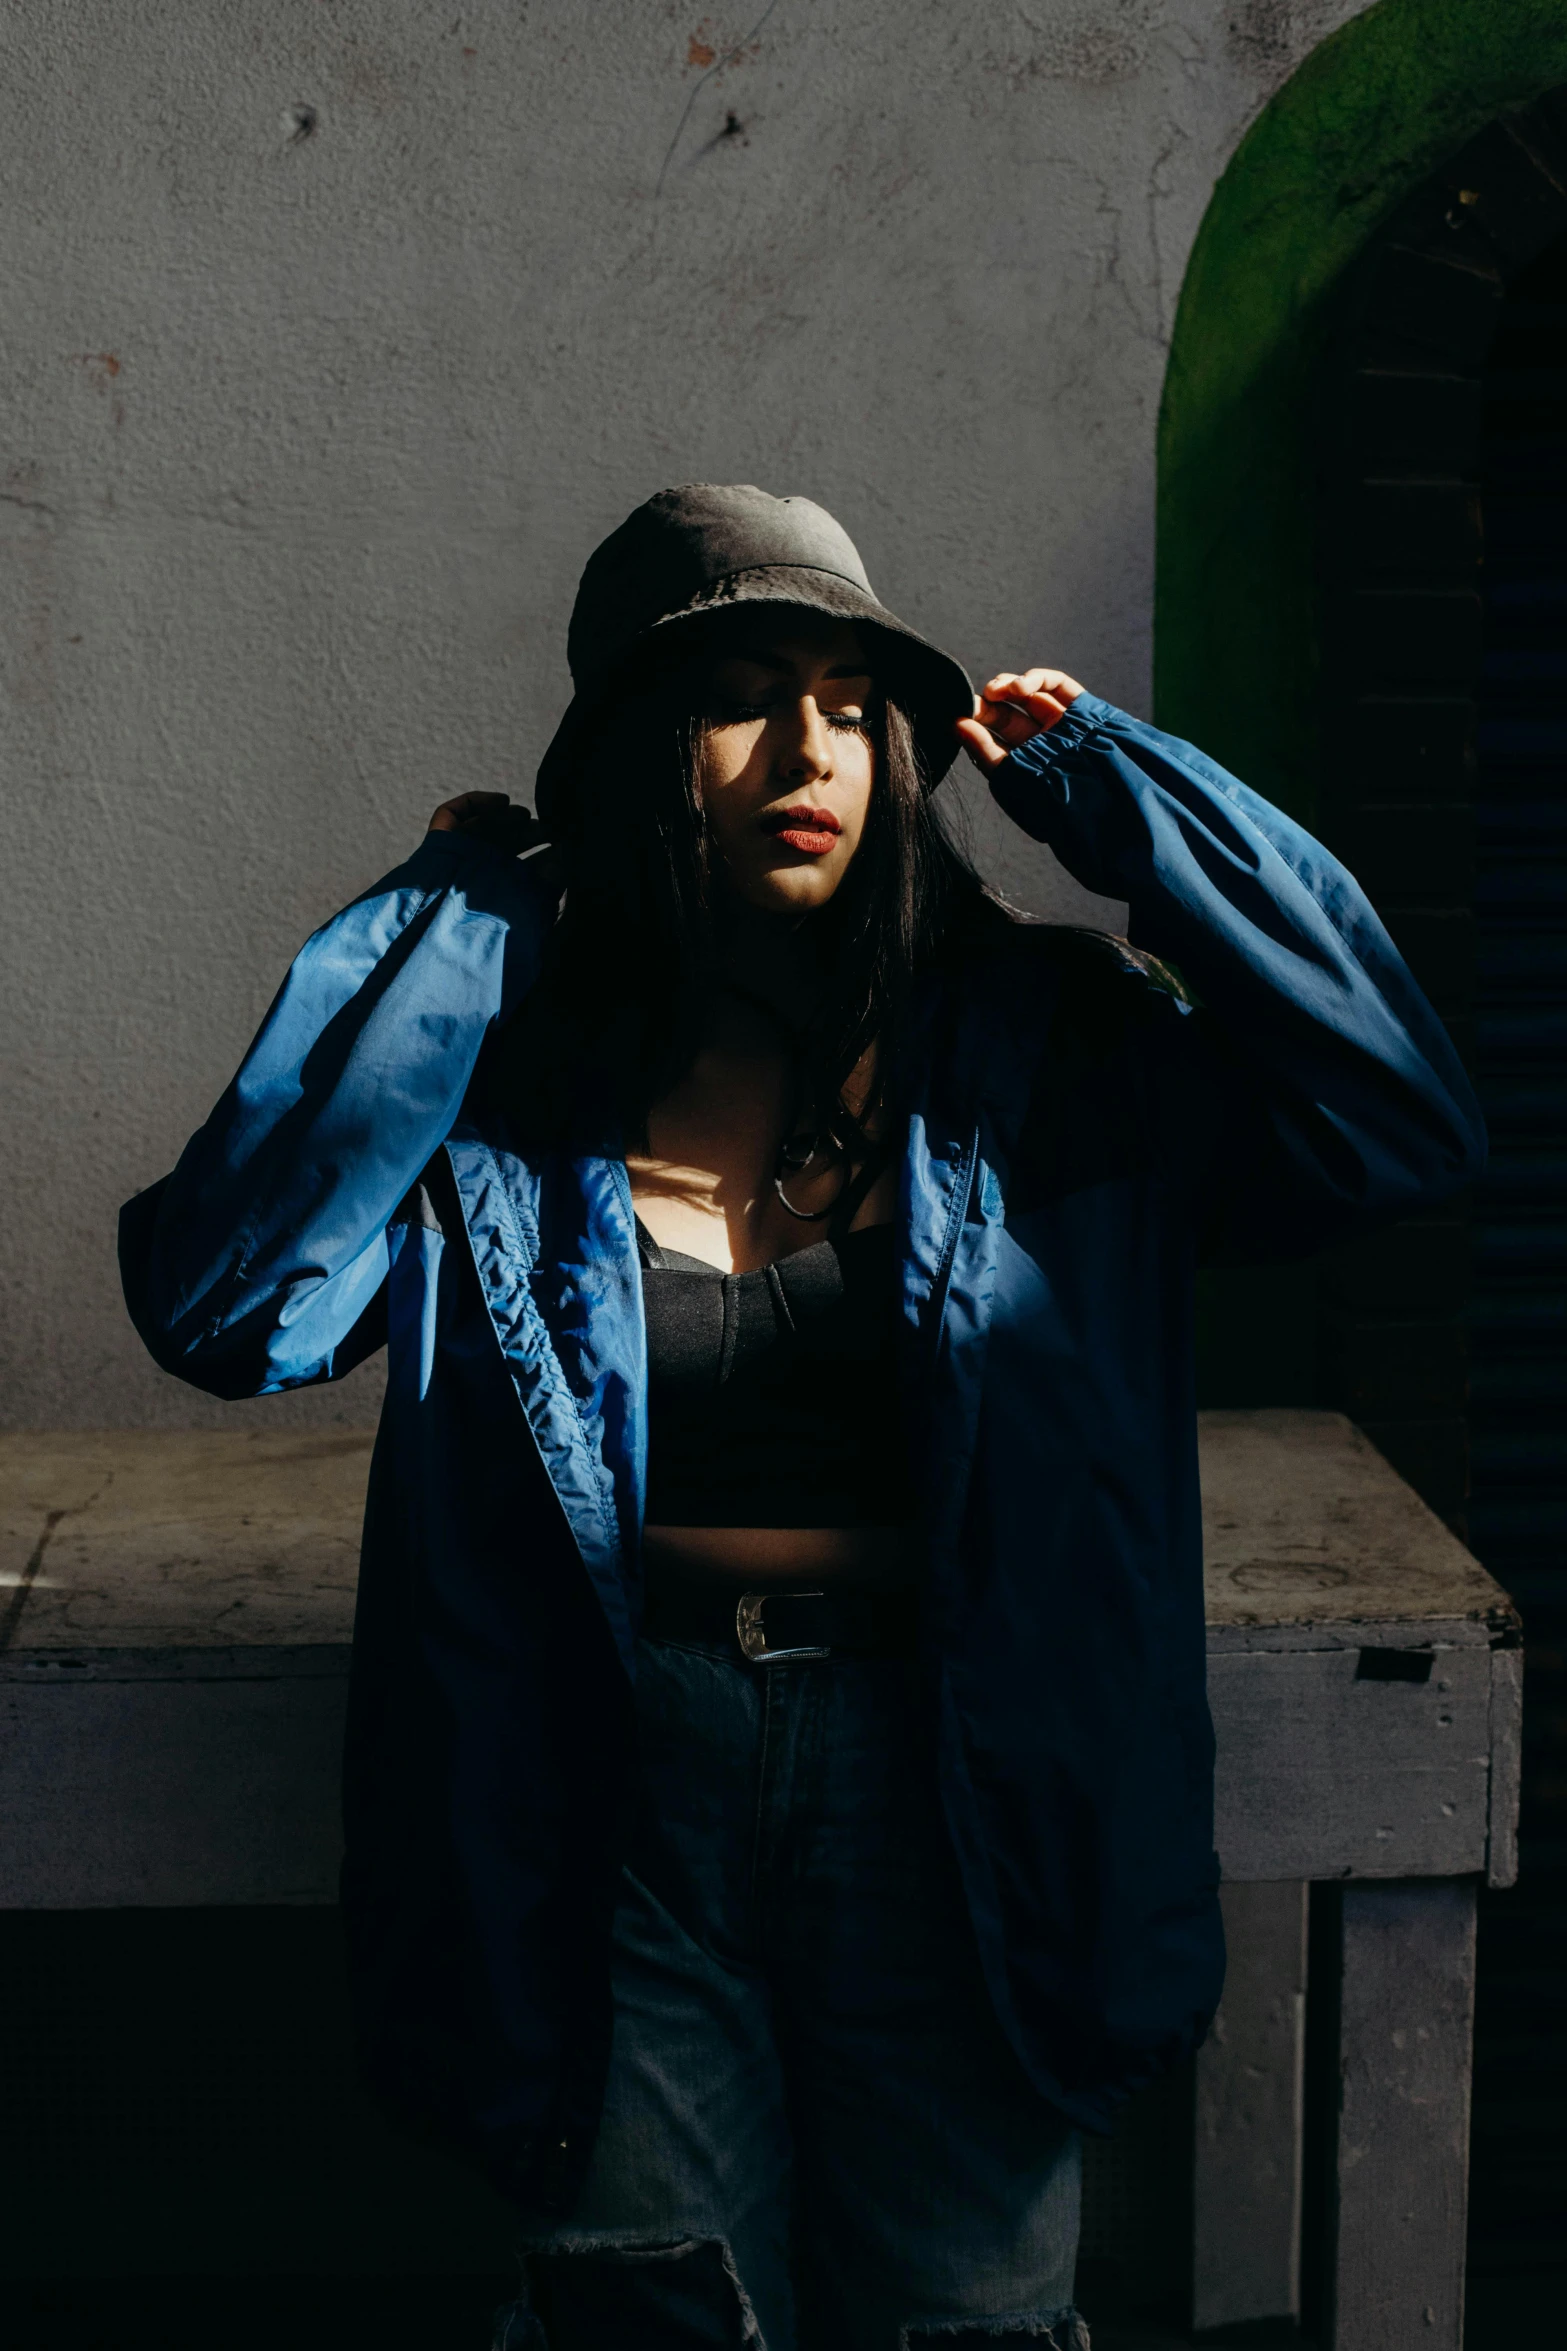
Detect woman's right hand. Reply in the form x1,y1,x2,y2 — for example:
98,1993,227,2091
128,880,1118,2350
427,792,559,874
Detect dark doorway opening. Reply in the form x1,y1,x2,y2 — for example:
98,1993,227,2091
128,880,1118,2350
1467,224,1567,2312
1316,99,1567,2335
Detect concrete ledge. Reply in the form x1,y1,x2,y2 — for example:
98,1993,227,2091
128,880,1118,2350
0,1412,1522,1905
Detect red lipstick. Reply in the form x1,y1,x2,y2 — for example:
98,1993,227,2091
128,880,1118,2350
765,804,841,856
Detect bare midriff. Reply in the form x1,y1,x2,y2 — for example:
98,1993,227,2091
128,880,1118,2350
642,1523,916,1587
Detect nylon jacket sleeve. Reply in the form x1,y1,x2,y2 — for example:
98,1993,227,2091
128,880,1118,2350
119,830,555,1399
991,694,1486,1259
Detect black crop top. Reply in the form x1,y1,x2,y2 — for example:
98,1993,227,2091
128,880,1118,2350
637,1216,913,1528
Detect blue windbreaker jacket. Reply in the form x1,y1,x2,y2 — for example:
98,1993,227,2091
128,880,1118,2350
120,697,1485,2204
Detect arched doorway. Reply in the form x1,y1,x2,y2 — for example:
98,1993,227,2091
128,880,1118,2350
1157,13,1567,1413
1157,11,1567,2330
1315,127,1567,2310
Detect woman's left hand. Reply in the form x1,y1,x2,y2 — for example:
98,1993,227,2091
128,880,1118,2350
956,668,1085,772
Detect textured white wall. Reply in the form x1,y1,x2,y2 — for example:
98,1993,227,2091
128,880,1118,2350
0,0,1371,1427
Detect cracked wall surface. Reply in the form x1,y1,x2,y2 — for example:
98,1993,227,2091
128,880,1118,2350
0,0,1374,1426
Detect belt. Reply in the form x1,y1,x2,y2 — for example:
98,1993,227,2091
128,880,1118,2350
642,1580,919,1664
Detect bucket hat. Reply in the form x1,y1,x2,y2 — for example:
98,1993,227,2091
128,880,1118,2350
535,482,974,825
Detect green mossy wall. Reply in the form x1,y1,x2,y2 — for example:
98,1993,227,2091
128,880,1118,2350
1157,0,1567,816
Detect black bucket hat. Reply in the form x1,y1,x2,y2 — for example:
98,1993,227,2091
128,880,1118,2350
534,482,974,826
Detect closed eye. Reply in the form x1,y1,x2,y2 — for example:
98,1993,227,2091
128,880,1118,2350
711,700,870,732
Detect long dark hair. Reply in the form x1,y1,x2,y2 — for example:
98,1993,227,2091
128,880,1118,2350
489,616,1003,1155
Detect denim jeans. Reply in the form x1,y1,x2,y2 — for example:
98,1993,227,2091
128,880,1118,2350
496,1635,1087,2351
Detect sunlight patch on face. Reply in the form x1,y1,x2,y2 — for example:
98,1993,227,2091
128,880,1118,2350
696,618,878,918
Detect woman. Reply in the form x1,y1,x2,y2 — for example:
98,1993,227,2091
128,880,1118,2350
121,484,1484,2351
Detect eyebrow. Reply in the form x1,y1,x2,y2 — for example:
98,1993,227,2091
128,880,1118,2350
725,650,872,681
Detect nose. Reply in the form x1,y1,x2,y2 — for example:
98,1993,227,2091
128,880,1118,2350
776,695,834,786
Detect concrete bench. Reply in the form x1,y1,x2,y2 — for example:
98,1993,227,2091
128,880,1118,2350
0,1411,1521,2349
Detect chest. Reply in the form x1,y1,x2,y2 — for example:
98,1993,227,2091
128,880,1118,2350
626,1024,896,1270
637,1219,911,1526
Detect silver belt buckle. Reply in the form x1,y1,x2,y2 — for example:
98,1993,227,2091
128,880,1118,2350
736,1589,828,1664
